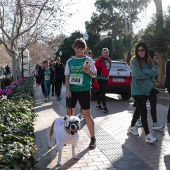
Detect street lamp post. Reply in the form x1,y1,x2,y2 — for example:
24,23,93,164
83,32,89,41
59,51,62,56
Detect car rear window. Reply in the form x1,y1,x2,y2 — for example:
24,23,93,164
109,62,131,76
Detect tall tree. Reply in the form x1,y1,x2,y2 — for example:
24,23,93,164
153,0,165,87
0,0,72,81
85,0,151,61
57,31,100,63
141,0,170,88
86,0,150,38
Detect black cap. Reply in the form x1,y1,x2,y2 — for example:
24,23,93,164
149,49,155,59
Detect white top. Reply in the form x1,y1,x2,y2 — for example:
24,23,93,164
65,56,96,75
54,118,79,149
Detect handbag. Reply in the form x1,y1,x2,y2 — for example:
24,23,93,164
151,88,159,95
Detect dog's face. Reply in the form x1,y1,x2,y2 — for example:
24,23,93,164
64,115,81,134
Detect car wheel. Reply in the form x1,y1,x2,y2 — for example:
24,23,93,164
121,92,131,100
91,90,98,101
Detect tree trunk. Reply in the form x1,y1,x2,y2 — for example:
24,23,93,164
153,0,165,88
156,52,165,88
153,0,163,18
12,53,17,82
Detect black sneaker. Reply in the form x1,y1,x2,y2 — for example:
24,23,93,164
57,97,61,101
96,104,103,110
103,107,109,113
89,137,96,149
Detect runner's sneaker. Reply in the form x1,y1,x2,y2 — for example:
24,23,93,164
89,137,96,149
48,96,50,100
57,97,61,101
96,104,103,110
145,133,158,143
44,98,47,102
128,126,139,136
103,107,109,113
136,119,142,127
152,122,165,130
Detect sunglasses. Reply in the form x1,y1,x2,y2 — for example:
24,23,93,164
87,52,92,54
137,49,145,53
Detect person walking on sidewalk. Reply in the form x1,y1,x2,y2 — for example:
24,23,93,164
135,49,164,130
84,49,93,58
128,42,158,143
55,57,65,101
40,62,45,95
164,59,170,125
38,60,54,102
65,38,97,149
5,65,10,76
34,64,41,84
94,48,111,113
51,62,56,96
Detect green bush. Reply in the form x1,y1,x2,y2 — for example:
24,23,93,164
1,77,12,89
0,77,37,169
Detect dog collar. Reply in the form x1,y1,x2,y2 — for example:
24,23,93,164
65,127,76,135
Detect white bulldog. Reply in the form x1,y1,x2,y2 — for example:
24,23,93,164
50,114,82,166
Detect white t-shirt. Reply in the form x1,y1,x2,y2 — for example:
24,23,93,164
54,118,79,149
65,56,96,75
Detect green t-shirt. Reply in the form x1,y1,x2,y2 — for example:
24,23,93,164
44,68,51,84
67,57,92,92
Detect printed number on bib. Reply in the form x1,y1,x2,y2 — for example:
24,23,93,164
45,75,50,80
69,73,83,85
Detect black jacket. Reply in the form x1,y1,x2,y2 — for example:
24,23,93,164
55,62,65,80
165,60,170,88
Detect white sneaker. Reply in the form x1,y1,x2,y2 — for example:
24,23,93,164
145,133,158,143
135,119,142,127
128,126,139,136
152,122,165,130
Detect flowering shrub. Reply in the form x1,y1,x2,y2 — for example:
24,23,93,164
0,77,27,97
0,76,36,169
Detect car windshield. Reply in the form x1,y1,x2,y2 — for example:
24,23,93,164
109,62,131,76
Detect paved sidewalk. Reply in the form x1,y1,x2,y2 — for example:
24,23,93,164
33,85,170,170
33,86,116,170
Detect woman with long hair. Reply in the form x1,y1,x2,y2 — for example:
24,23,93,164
128,42,158,143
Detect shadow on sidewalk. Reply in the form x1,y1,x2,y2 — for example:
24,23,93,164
33,127,52,169
52,148,89,170
164,154,170,169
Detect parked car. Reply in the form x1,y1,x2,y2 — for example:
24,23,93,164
91,60,132,100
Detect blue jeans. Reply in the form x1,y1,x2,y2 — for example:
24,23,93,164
44,83,50,98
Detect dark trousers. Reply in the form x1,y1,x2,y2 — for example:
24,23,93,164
97,79,108,107
55,79,63,97
132,95,149,135
51,82,56,95
41,83,45,94
135,89,158,123
35,76,39,84
167,87,170,122
148,89,157,123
